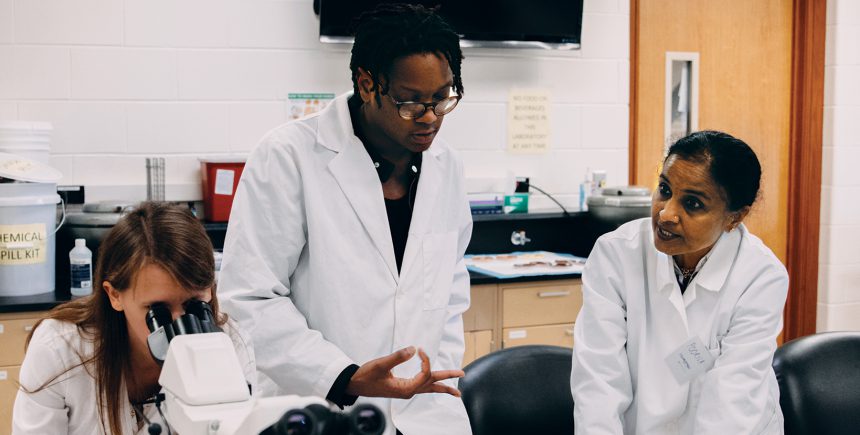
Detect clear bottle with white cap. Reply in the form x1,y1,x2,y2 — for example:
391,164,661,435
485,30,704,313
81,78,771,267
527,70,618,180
69,239,93,297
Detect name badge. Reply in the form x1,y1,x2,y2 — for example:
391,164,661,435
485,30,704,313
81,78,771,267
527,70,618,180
664,336,716,384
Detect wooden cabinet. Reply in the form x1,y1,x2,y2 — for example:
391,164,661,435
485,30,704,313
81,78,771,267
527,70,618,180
462,278,582,367
0,312,42,435
0,366,21,435
501,281,582,328
503,323,574,348
0,315,39,367
463,330,493,367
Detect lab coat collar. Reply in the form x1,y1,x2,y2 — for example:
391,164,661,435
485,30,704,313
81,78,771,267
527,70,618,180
654,223,744,295
322,92,447,283
316,93,354,154
694,224,743,292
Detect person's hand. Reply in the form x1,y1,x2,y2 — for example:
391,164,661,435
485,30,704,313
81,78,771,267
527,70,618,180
345,346,464,399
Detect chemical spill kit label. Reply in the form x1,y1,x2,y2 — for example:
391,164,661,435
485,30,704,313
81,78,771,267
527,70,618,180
0,223,48,265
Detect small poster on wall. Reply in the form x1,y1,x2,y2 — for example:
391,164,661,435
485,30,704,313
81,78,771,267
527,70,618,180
288,93,336,120
508,89,551,154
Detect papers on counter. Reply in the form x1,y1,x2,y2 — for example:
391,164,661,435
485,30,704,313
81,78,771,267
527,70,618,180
466,251,586,279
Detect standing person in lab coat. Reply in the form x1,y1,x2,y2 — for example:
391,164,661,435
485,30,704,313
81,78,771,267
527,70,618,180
571,131,788,434
217,4,472,434
13,202,256,434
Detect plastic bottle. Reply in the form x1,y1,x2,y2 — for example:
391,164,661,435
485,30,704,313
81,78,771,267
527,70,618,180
592,169,607,196
579,168,593,211
70,239,93,297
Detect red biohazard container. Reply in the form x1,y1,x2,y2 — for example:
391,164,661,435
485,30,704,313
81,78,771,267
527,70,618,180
200,158,246,222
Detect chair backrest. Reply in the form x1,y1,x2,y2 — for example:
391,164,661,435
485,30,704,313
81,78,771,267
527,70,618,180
460,345,574,435
773,332,860,435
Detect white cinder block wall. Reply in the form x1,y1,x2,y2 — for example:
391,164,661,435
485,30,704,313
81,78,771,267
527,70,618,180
818,0,860,331
0,0,629,208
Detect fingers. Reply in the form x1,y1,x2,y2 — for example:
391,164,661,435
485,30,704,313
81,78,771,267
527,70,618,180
419,382,462,397
374,346,417,371
430,369,465,383
411,348,433,383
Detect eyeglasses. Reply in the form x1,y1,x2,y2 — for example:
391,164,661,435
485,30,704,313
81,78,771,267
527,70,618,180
386,94,461,119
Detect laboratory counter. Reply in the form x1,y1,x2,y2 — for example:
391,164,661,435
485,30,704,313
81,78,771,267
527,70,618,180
0,269,580,314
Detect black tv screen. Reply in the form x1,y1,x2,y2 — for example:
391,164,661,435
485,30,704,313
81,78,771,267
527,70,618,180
317,1,584,49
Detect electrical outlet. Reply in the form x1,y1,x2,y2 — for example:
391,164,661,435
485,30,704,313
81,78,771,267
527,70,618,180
515,177,530,193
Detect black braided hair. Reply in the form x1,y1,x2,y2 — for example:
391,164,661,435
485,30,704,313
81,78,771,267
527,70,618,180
349,3,464,107
665,130,762,211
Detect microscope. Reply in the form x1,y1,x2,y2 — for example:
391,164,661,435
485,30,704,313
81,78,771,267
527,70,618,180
145,300,386,435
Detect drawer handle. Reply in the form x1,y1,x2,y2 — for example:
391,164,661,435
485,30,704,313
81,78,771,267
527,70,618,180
565,329,574,336
24,325,34,332
538,290,570,298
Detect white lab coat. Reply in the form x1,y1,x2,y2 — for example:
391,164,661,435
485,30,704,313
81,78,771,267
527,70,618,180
13,318,256,434
571,218,787,435
218,93,473,435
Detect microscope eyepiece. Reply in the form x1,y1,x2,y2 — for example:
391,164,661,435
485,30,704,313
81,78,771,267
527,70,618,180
348,404,385,435
260,408,316,435
184,299,220,333
146,303,172,334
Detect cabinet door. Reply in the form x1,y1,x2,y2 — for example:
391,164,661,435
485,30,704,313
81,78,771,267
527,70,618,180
502,280,582,328
462,332,476,368
473,330,493,361
0,317,39,366
463,284,496,332
0,365,21,435
462,330,493,368
502,323,574,349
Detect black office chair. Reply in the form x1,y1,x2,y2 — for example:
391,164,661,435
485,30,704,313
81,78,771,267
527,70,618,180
460,345,574,435
772,332,860,435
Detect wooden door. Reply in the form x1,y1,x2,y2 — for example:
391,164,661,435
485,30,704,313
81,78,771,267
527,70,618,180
631,0,793,261
630,0,826,340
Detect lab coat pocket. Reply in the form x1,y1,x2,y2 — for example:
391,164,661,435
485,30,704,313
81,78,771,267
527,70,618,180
422,231,457,310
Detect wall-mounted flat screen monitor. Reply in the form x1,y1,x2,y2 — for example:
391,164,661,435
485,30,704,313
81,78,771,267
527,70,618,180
317,0,584,50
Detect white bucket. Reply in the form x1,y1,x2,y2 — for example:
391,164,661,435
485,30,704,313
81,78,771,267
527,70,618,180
0,121,53,165
0,182,61,296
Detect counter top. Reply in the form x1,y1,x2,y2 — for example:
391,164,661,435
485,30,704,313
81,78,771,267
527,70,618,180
468,270,580,285
0,270,581,314
0,291,72,314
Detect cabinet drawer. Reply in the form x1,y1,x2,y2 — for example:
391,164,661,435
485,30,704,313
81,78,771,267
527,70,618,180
0,365,21,435
502,281,582,328
0,317,40,366
502,323,574,349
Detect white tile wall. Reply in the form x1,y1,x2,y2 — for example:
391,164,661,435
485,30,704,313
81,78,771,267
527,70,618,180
825,66,860,107
14,0,123,46
0,0,13,44
818,303,860,331
830,24,860,66
581,13,629,60
228,1,322,49
0,0,630,210
125,0,230,48
0,46,71,99
228,102,287,152
18,101,127,154
49,155,74,184
126,103,229,154
0,102,16,119
818,0,860,332
71,48,178,100
584,0,619,14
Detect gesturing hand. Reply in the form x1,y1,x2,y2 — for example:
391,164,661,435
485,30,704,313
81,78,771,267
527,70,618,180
345,346,465,399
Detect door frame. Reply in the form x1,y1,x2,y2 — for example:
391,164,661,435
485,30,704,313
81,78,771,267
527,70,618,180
629,0,827,341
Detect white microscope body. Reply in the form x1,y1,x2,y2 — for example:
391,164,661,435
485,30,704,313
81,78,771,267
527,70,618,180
158,332,328,434
157,332,386,435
